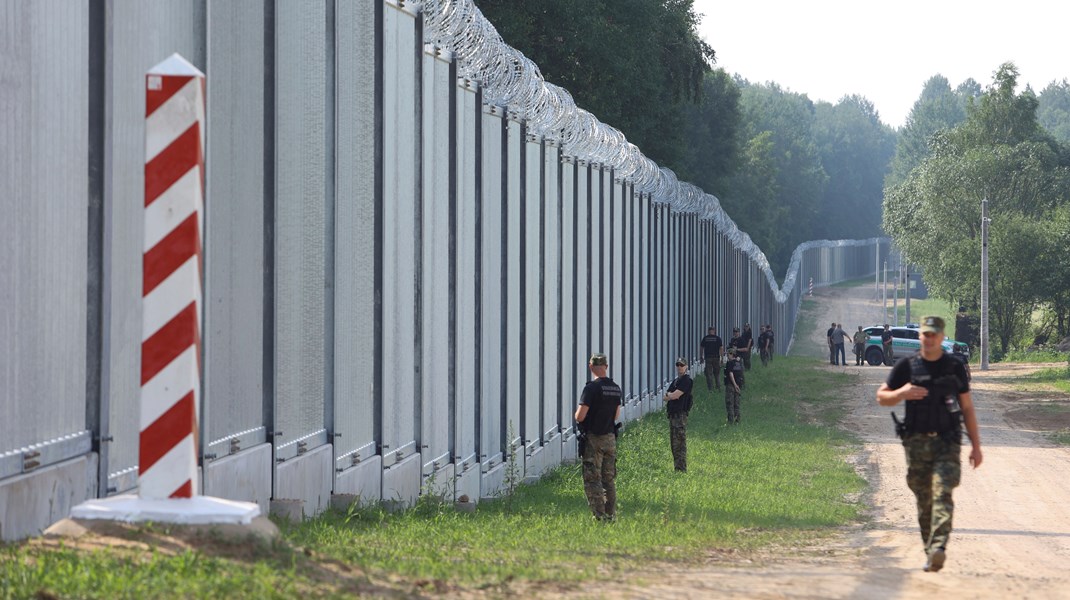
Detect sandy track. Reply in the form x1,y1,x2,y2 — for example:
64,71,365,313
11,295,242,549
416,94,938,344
574,283,1070,599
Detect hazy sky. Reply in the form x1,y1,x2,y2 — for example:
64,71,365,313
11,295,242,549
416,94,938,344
693,0,1070,129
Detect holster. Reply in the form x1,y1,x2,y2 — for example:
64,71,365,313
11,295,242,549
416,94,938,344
891,412,907,440
576,427,588,457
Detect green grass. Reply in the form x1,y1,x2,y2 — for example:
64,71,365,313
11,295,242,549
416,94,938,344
893,297,957,340
1013,365,1070,394
2,358,864,598
999,348,1070,365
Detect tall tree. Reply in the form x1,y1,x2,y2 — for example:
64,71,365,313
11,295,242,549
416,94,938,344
676,69,742,198
474,0,715,168
1037,79,1070,145
883,63,1070,353
887,75,967,187
812,95,896,236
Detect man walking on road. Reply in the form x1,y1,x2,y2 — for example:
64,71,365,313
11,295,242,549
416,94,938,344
699,327,723,391
876,316,983,573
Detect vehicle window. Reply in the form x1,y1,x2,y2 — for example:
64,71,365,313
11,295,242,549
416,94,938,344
893,329,918,340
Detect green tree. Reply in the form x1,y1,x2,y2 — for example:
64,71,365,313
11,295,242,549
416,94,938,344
676,69,742,198
474,0,714,168
887,75,967,187
884,63,1070,353
812,95,896,236
1037,79,1070,145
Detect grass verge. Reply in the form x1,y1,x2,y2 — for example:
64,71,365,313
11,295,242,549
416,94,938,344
2,357,864,598
893,297,956,340
1012,365,1070,394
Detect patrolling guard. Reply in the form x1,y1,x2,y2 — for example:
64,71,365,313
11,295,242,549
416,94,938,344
575,353,622,521
723,347,744,424
663,357,694,472
877,316,983,573
699,326,724,391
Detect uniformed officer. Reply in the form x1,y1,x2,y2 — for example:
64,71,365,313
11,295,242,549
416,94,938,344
699,326,724,391
740,323,754,370
881,323,895,365
877,316,983,573
723,347,744,424
758,325,771,367
575,353,623,521
663,357,694,472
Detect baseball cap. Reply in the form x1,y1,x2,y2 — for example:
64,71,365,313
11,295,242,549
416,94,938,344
589,353,608,366
919,316,945,334
675,357,687,367
727,347,737,355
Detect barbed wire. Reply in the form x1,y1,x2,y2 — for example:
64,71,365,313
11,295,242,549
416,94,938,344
418,0,882,300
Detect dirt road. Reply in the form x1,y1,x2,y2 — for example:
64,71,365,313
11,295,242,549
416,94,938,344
592,282,1070,599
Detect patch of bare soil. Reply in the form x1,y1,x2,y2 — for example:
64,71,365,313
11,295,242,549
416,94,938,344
517,284,1070,599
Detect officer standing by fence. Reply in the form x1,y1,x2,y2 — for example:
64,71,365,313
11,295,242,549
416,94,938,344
741,323,754,370
663,357,694,472
699,326,724,391
876,316,983,573
723,347,744,424
575,353,622,521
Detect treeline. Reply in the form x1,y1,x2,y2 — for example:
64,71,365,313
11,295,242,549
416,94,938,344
475,2,1070,333
885,65,1070,352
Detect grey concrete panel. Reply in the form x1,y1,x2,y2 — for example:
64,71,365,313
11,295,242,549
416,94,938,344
274,0,327,464
0,455,97,542
203,0,267,462
454,460,480,503
381,3,418,462
611,180,625,391
334,455,383,505
333,0,378,470
103,0,206,494
559,160,576,434
505,118,522,445
523,446,546,483
523,137,542,448
540,433,562,476
275,443,333,518
420,50,451,471
589,167,602,355
202,443,271,514
0,1,88,454
574,165,589,387
454,82,478,470
541,144,561,441
561,432,577,463
424,463,454,499
479,461,506,501
479,108,503,464
382,452,421,508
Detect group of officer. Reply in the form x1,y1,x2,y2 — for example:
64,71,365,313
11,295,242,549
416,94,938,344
574,322,778,520
575,313,984,576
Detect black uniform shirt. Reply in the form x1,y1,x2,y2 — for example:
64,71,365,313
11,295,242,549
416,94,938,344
580,377,622,435
733,335,748,350
700,334,722,359
886,353,970,432
881,330,894,345
666,374,693,415
742,329,753,349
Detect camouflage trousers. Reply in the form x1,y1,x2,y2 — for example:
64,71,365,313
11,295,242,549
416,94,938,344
741,350,752,370
668,412,688,471
704,358,721,390
759,348,770,367
903,433,962,554
724,387,741,423
582,433,617,519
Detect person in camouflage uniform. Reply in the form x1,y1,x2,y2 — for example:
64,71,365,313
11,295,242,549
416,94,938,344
723,347,743,424
663,357,694,472
575,353,623,520
877,316,983,573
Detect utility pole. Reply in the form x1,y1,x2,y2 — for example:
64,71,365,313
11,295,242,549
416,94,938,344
875,240,880,302
981,197,990,370
882,260,888,323
904,259,911,325
892,258,898,325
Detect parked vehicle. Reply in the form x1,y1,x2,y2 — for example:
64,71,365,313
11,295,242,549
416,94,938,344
862,325,971,379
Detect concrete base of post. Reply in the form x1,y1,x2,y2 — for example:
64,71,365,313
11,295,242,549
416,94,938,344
69,494,261,525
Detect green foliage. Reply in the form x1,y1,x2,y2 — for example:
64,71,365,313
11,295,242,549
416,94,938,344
884,62,1070,353
813,95,897,236
887,75,968,187
1037,79,1070,145
474,0,714,168
677,69,743,197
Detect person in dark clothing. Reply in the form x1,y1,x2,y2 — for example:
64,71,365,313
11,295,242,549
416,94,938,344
831,323,849,366
663,357,693,472
877,316,983,573
575,353,622,520
740,324,754,370
723,347,744,423
881,323,895,365
765,324,775,362
699,327,724,391
758,325,771,367
827,322,836,365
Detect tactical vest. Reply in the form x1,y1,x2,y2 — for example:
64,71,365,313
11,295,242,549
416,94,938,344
904,352,962,435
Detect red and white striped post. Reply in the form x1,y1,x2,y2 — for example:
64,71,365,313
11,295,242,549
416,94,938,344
140,54,206,499
808,277,813,297
66,54,260,526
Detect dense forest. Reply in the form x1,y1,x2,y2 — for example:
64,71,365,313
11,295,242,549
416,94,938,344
475,1,1070,345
